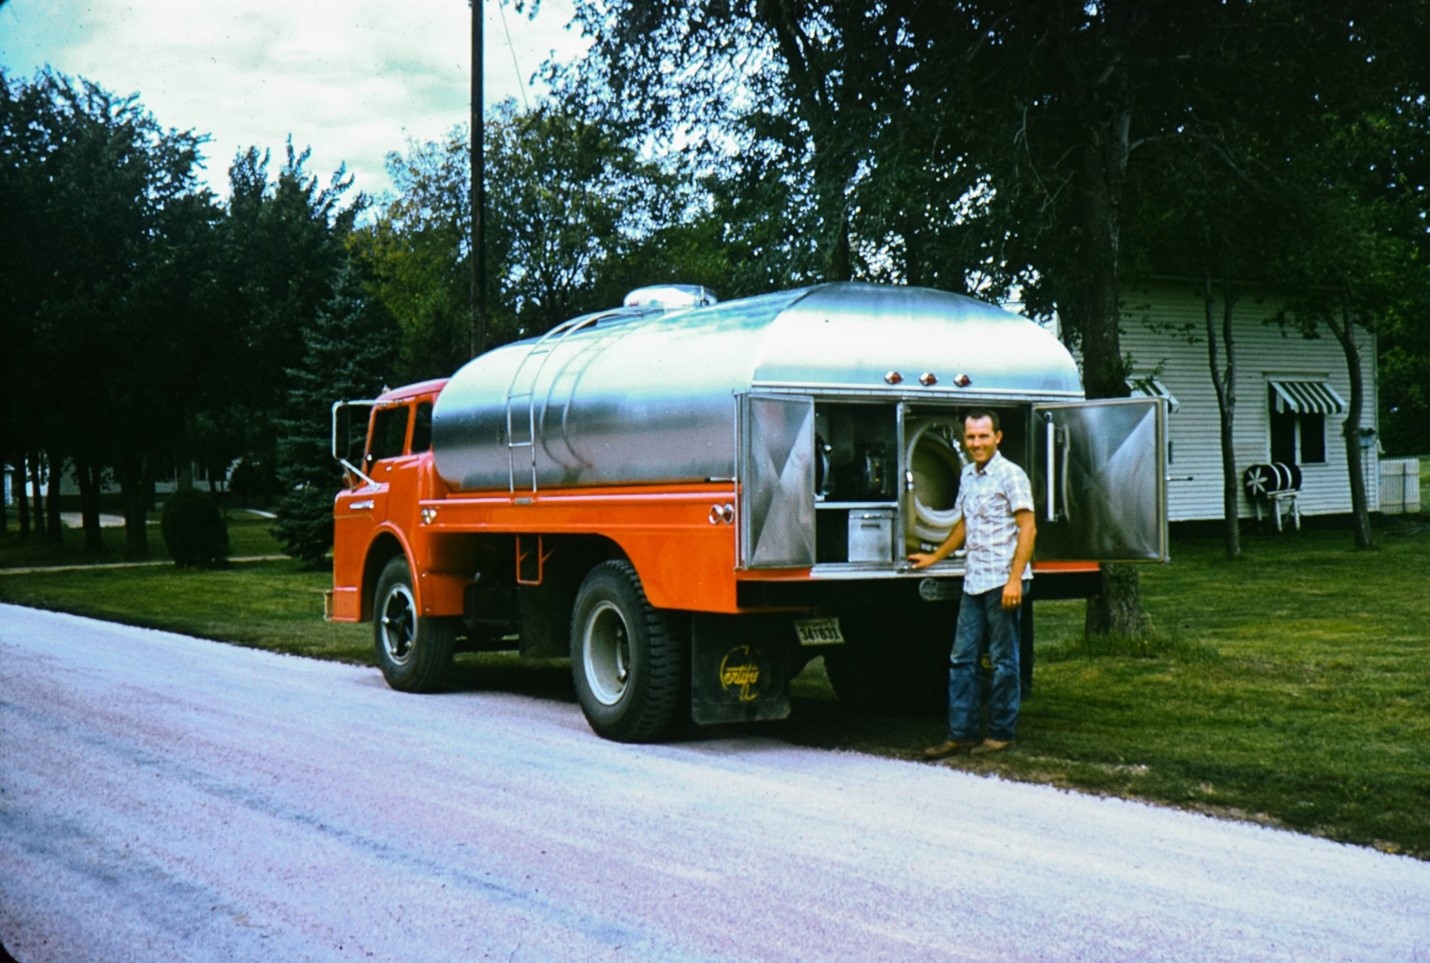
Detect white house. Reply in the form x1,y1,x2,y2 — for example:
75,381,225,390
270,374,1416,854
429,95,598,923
1117,279,1379,524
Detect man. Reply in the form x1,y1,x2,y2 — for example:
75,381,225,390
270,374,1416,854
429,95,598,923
908,410,1036,757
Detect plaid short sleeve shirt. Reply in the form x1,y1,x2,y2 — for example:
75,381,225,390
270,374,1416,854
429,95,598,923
954,450,1035,595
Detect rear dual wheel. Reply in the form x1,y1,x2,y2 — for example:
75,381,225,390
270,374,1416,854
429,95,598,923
571,560,685,742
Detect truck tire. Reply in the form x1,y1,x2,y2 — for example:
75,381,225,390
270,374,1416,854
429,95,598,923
374,556,456,693
570,560,685,742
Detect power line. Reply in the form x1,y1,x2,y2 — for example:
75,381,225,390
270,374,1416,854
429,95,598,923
494,0,530,112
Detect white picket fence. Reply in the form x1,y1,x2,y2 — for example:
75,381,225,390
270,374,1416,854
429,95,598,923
1379,457,1423,514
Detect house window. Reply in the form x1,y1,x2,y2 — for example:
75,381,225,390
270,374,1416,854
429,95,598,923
1267,380,1344,466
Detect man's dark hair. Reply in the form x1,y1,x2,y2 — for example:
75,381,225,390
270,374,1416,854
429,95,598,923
963,409,1001,433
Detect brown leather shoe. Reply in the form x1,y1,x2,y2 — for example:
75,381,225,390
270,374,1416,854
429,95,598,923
923,739,979,760
970,738,1015,755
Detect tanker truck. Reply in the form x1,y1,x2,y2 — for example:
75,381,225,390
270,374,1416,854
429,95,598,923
326,282,1167,742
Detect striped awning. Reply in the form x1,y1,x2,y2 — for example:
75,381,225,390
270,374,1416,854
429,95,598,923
1269,380,1347,415
1128,376,1180,413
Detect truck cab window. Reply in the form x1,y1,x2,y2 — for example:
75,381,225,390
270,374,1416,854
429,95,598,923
411,402,433,454
368,406,411,463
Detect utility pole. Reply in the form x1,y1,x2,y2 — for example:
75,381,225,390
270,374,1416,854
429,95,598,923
470,0,487,357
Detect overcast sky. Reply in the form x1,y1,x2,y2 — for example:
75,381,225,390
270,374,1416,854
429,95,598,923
0,0,589,200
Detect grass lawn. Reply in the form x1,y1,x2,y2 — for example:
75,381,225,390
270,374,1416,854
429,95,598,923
779,518,1430,858
2,511,1427,858
0,513,371,662
0,508,282,568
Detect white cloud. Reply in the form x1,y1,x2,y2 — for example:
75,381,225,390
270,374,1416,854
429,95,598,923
0,0,589,199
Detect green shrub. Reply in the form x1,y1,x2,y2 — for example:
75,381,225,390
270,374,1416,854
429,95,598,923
273,486,334,567
161,490,230,568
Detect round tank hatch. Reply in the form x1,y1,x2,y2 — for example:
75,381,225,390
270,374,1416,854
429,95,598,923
623,284,719,309
905,421,967,549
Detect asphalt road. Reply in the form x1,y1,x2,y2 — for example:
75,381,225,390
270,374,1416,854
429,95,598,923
1,603,1426,962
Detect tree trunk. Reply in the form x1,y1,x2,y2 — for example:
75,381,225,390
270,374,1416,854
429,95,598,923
1069,87,1143,638
117,453,150,560
1332,300,1374,550
77,457,104,554
1084,565,1145,640
44,453,62,542
1204,271,1240,559
11,457,29,537
829,209,852,281
29,452,47,538
759,7,856,283
902,212,923,287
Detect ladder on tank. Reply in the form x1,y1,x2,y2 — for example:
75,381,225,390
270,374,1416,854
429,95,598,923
503,313,605,493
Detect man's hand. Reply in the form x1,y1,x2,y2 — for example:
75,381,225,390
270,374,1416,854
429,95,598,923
1001,577,1024,610
1002,509,1035,609
909,520,965,571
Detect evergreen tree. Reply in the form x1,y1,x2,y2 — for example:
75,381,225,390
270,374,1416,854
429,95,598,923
273,257,397,564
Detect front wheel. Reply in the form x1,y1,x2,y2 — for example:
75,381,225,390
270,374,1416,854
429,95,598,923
373,556,456,692
570,560,685,742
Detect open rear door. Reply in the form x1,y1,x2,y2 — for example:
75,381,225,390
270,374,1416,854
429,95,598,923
1032,397,1168,562
738,393,816,569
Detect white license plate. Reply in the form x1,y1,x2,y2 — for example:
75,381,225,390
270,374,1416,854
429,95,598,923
795,617,844,646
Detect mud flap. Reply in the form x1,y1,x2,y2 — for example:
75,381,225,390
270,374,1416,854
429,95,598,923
690,614,794,725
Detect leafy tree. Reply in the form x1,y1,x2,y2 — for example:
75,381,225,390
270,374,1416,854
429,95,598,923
1270,123,1426,549
1117,3,1297,560
113,182,223,558
0,70,215,557
360,100,722,370
559,3,977,291
1375,93,1430,457
945,0,1422,601
210,142,365,518
1125,1,1429,551
485,101,689,333
0,71,50,537
356,126,473,381
1287,18,1428,548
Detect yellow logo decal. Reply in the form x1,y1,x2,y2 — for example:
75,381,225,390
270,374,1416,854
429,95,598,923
719,646,764,702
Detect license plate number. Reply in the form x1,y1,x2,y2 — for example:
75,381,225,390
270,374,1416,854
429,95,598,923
795,617,844,646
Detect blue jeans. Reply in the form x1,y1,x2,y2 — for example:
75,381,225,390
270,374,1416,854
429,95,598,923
947,582,1028,743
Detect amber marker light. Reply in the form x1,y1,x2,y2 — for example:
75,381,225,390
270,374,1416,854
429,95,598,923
884,371,904,385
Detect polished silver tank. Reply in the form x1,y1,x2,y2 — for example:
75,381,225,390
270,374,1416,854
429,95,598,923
431,282,1082,492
